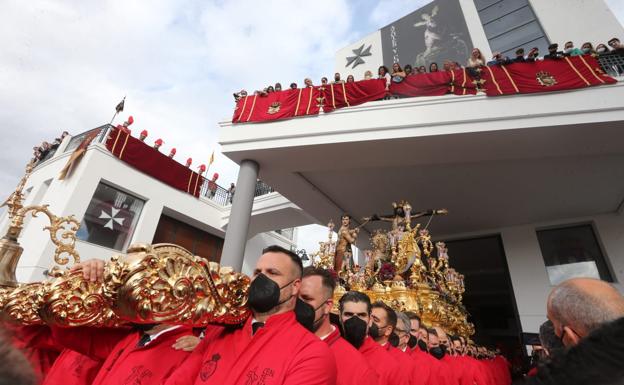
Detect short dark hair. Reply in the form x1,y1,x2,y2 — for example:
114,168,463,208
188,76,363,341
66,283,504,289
262,245,303,278
539,320,564,354
341,213,350,219
303,266,336,296
516,48,525,55
450,335,460,342
427,328,438,337
372,301,397,329
608,37,620,45
338,291,371,314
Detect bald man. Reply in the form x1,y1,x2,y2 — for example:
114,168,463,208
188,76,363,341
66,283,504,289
166,245,336,385
547,277,624,347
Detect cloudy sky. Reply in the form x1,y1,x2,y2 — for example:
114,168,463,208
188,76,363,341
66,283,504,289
1,0,623,254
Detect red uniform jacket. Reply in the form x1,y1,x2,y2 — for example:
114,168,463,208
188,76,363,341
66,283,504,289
409,348,436,385
323,326,378,385
358,337,409,385
165,311,337,385
385,344,426,385
52,326,194,385
42,348,102,385
493,356,512,385
8,325,61,382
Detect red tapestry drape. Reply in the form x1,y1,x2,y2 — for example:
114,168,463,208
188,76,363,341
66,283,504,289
106,127,205,197
478,55,615,96
231,55,615,124
322,79,388,113
232,87,321,123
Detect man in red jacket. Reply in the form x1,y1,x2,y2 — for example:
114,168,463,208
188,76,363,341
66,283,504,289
338,291,409,385
371,301,426,385
165,245,337,385
51,258,197,385
299,267,378,385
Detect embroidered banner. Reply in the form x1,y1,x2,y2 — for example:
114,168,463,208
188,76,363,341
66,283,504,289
232,87,322,123
106,127,205,197
478,55,616,96
322,79,388,113
231,55,615,123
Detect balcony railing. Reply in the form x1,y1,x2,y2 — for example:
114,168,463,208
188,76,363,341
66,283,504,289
597,51,624,77
200,179,275,206
64,124,111,153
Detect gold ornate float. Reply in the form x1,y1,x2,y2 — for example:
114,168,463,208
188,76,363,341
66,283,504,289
311,201,474,337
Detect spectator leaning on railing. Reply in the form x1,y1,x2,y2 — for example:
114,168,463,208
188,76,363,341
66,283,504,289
232,39,624,101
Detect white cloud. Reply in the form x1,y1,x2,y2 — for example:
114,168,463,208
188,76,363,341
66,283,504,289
368,0,432,28
0,0,354,202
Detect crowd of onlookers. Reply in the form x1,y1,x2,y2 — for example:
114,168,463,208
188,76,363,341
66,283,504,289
32,131,69,162
234,37,624,101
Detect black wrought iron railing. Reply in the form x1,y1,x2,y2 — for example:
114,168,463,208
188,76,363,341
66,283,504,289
597,51,624,77
200,179,275,206
64,125,111,153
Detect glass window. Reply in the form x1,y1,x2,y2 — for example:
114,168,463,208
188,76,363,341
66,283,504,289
536,224,613,285
483,6,536,39
478,0,529,25
77,183,144,251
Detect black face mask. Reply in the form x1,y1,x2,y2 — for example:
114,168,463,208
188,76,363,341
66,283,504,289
430,345,446,359
407,335,418,349
368,323,381,339
247,273,294,313
309,300,328,333
343,316,368,349
389,333,399,347
417,339,428,351
294,298,315,332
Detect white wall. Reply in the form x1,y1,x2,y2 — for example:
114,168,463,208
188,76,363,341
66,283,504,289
529,0,624,46
459,0,492,58
241,231,298,276
334,30,384,80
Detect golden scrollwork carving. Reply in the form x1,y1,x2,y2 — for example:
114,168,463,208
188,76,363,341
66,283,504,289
39,269,120,327
103,243,250,325
18,205,80,266
1,243,251,327
2,283,45,325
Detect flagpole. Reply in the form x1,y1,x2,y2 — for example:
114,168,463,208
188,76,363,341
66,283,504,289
111,96,126,125
109,111,119,125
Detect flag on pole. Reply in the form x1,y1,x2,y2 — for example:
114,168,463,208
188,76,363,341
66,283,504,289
209,150,215,166
115,97,126,113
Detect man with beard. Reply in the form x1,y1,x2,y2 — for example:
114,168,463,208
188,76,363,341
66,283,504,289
50,258,196,385
338,291,409,385
299,267,377,385
165,245,336,385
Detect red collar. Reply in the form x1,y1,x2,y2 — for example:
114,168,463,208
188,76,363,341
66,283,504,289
243,311,296,336
324,326,342,347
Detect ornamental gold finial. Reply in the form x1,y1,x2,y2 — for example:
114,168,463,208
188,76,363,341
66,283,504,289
0,159,81,287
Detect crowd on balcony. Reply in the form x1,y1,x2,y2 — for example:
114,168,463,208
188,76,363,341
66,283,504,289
233,36,624,101
32,131,69,162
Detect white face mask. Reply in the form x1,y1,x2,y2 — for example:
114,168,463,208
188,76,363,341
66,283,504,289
582,47,591,53
564,48,573,53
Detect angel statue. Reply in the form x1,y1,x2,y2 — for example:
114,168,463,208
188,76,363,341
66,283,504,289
334,214,359,273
